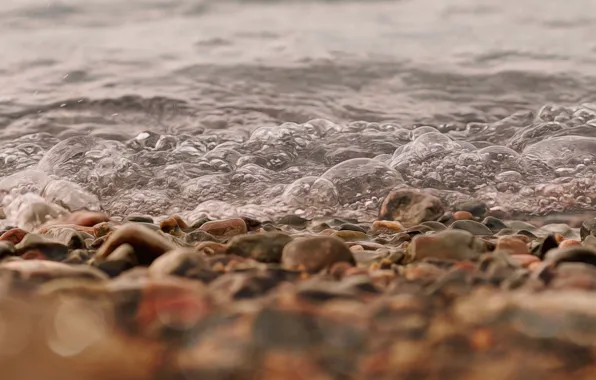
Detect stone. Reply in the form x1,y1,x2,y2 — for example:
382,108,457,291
531,234,559,260
454,200,488,218
208,272,280,301
124,215,154,224
408,230,487,262
160,216,185,236
371,220,404,234
482,216,507,233
195,241,228,256
277,215,308,227
0,228,28,245
544,246,596,267
15,234,69,261
0,241,16,259
184,230,218,244
226,232,292,263
199,218,247,237
580,218,596,240
453,211,474,221
0,260,108,281
95,223,176,266
333,230,368,242
449,220,493,235
509,254,540,268
56,211,109,227
559,239,581,248
583,235,596,249
339,224,367,233
149,248,209,278
495,236,529,256
105,243,138,265
378,188,444,227
420,221,447,231
282,236,355,273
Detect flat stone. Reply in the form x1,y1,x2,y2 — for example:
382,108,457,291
454,200,488,218
185,230,218,244
333,230,368,242
0,260,107,281
124,215,154,224
378,188,444,227
453,211,474,221
226,232,293,263
15,234,69,261
545,246,596,267
449,220,493,235
199,218,247,237
580,218,596,240
282,236,355,273
95,223,176,266
56,211,110,227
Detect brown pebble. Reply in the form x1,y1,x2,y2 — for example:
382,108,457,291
349,245,364,253
199,218,247,237
58,211,110,227
282,236,355,273
453,211,473,221
95,223,176,266
333,230,368,241
195,241,228,256
509,254,539,268
0,228,28,245
371,220,404,234
160,217,183,236
495,236,529,255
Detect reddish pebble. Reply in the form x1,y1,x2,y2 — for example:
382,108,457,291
559,239,581,248
59,211,110,227
371,220,404,234
453,211,474,221
199,218,247,237
496,236,529,255
21,249,47,260
510,254,539,268
0,228,28,245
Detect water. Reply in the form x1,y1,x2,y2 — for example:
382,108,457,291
2,0,596,226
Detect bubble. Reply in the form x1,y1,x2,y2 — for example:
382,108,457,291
495,171,523,183
522,136,596,167
320,158,403,203
478,146,520,170
410,126,439,140
281,176,339,207
42,179,100,212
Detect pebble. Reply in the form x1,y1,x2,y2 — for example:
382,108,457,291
378,188,444,226
199,218,247,237
580,218,596,240
124,214,154,224
545,246,596,267
454,200,488,218
0,228,28,245
333,230,369,242
453,211,474,221
149,248,209,278
95,223,176,265
339,224,367,233
408,230,487,262
371,220,404,234
449,220,493,235
482,216,507,233
226,232,293,263
282,236,355,273
495,236,529,255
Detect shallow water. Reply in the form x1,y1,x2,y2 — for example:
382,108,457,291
2,0,596,225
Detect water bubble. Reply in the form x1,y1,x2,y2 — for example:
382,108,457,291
320,158,403,203
522,136,596,167
281,176,339,207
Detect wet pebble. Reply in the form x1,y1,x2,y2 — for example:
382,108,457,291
226,232,293,263
408,230,487,262
378,188,444,227
449,220,493,235
282,236,355,273
199,218,247,237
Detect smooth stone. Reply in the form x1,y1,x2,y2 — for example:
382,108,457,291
495,236,529,256
338,224,367,233
96,260,135,278
0,260,107,281
454,200,488,218
105,243,138,265
495,228,518,236
580,218,596,240
95,223,176,266
539,223,578,240
408,230,487,262
124,215,154,224
57,211,110,227
185,230,218,244
0,228,28,245
149,248,209,278
545,246,596,267
63,249,90,264
531,234,559,260
277,215,308,227
241,217,262,231
93,221,113,238
208,272,279,301
282,236,355,273
199,218,247,237
351,250,384,266
195,241,228,256
40,227,89,249
420,221,447,231
583,235,596,249
187,218,210,230
15,234,69,261
449,220,493,235
226,232,293,263
509,254,540,268
559,239,582,248
482,216,507,233
333,230,368,242
160,216,184,236
370,220,404,234
453,211,474,221
378,188,444,227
